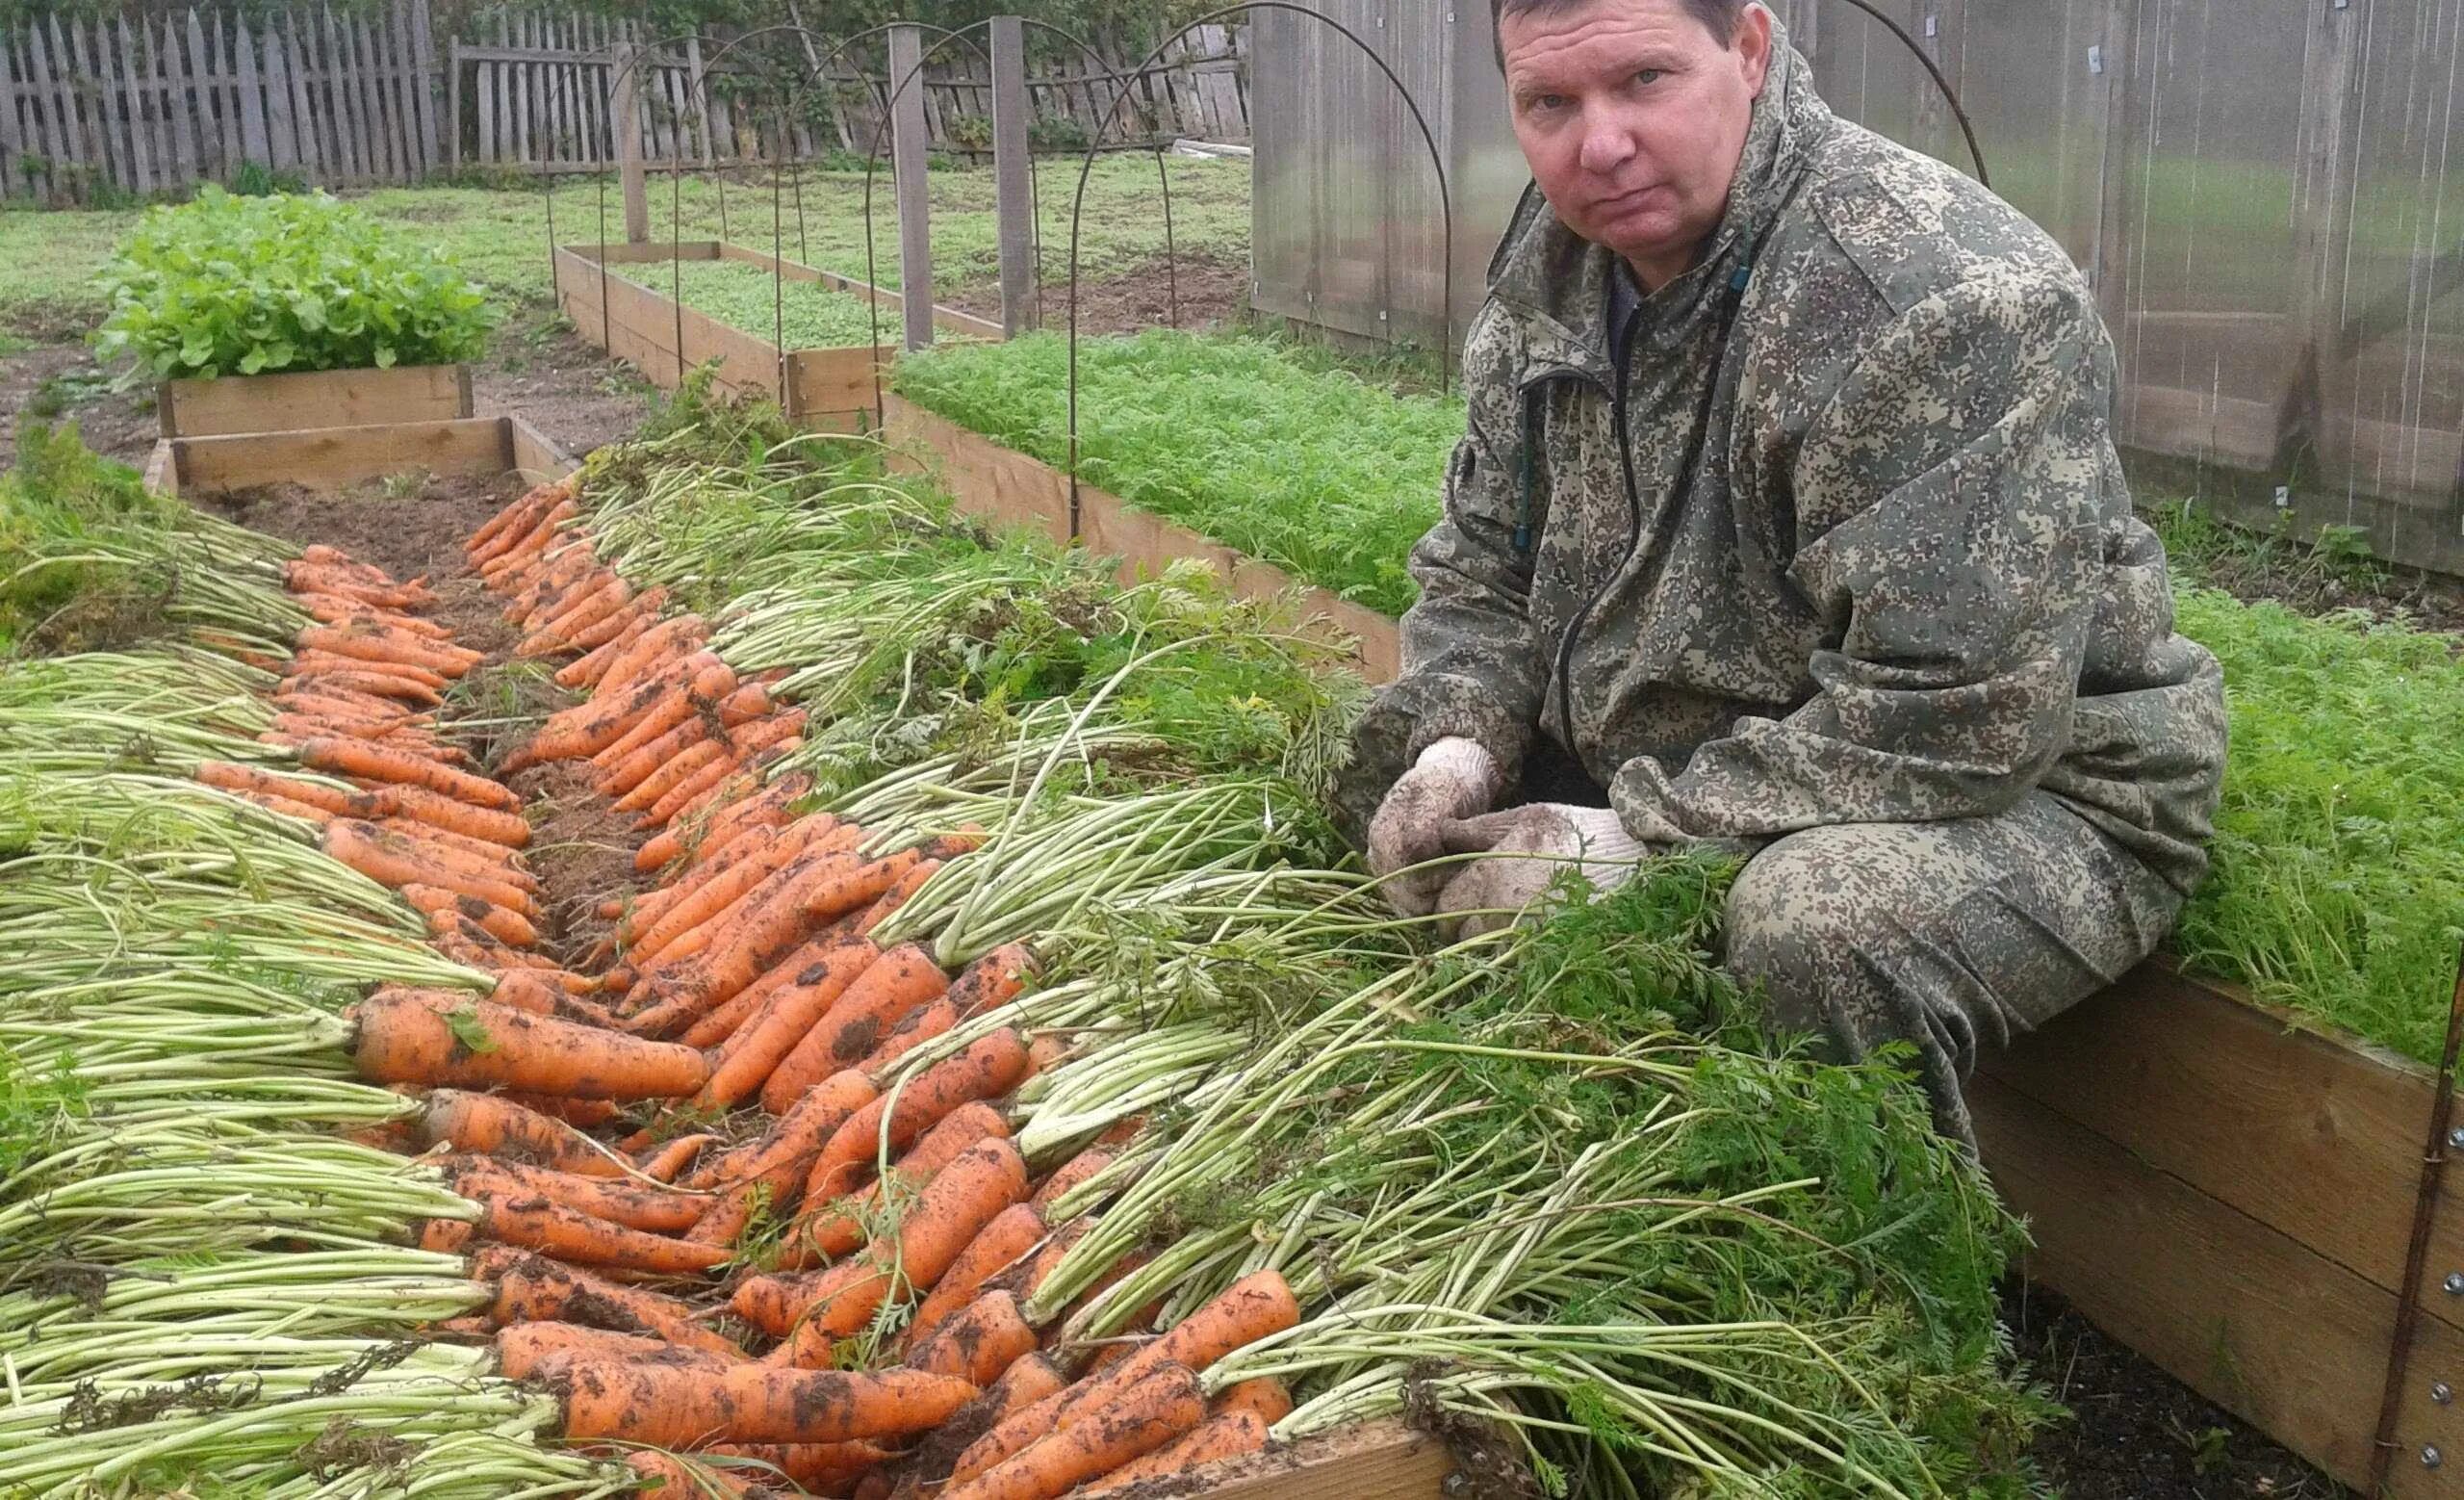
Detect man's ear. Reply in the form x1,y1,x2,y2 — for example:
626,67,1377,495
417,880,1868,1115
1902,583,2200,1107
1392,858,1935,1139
1738,5,1775,97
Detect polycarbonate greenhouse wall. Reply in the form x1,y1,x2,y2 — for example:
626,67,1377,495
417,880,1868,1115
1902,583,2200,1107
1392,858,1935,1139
1249,0,2464,574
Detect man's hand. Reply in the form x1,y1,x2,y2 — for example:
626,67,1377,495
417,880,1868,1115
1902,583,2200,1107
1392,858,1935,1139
1434,804,1654,939
1368,738,1506,916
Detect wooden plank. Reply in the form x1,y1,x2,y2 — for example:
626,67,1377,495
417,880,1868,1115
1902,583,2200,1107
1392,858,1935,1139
613,41,646,240
350,13,390,179
111,17,151,192
473,24,494,165
161,364,473,438
508,413,581,483
409,0,442,173
1971,1079,2464,1498
383,0,418,178
0,32,26,197
684,35,709,165
234,15,270,169
260,16,296,172
990,15,1035,337
64,16,115,194
207,12,242,180
322,7,363,183
1175,1422,1450,1500
162,15,198,190
286,9,320,181
168,416,517,496
787,347,891,419
1981,963,2464,1323
889,25,934,351
26,17,71,183
716,242,1005,340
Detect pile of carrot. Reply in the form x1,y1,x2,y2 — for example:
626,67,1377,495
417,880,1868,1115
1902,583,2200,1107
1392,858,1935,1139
176,478,1306,1500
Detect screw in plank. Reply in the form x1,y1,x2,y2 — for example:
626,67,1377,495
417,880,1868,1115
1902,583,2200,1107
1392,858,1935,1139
2435,1381,2455,1405
2426,1445,2445,1469
2446,1272,2464,1297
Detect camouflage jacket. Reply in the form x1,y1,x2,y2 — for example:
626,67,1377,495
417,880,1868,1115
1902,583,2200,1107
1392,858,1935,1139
1342,27,2228,893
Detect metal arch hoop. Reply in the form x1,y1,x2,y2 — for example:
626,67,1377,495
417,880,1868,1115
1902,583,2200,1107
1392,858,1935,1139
1820,0,1989,188
1011,16,1183,335
856,17,1178,431
576,29,727,382
1064,2,1456,544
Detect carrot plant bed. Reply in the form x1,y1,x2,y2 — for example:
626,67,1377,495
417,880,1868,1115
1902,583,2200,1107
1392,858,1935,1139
556,242,1000,432
883,332,2464,1495
0,395,2053,1499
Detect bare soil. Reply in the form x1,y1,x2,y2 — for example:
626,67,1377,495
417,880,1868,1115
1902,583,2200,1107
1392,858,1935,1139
945,250,1253,336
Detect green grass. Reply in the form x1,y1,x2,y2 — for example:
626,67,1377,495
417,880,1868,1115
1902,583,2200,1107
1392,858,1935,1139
895,329,1463,615
648,259,893,350
2169,588,2464,1062
0,156,1250,329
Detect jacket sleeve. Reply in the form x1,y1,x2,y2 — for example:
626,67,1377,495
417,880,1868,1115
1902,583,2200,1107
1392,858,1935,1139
1335,310,1550,838
1609,270,2110,842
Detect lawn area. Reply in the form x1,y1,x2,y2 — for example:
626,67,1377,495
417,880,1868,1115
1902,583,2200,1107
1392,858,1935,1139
0,154,1249,328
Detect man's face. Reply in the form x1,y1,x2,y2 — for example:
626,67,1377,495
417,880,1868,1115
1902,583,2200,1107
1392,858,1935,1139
1501,0,1773,288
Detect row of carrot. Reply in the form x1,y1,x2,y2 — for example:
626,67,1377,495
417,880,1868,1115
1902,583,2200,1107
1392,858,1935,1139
158,473,1304,1499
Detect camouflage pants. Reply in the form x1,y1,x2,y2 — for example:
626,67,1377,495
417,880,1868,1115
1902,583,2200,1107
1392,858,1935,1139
1721,791,2184,1150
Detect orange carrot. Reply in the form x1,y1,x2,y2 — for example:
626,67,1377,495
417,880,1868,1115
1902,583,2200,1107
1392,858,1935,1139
504,1092,624,1128
694,939,885,1112
402,884,539,948
463,1187,733,1276
621,1451,748,1500
492,970,618,1027
779,1138,1029,1350
632,845,903,1023
786,1099,1013,1268
947,944,1038,1019
626,817,837,970
446,1156,709,1233
354,996,709,1100
805,1030,1035,1202
858,995,959,1076
569,588,665,653
559,613,652,690
365,786,532,849
494,1323,737,1381
510,650,720,770
596,715,716,800
943,1360,1207,1500
676,981,763,1051
1079,1408,1272,1496
617,737,730,816
903,1203,1048,1351
475,1247,742,1357
684,1069,878,1199
1213,1377,1295,1426
908,1289,1040,1385
753,943,945,1114
551,1361,978,1449
296,737,522,814
636,1132,720,1184
705,1441,892,1491
323,821,537,913
1030,1149,1116,1215
279,667,442,708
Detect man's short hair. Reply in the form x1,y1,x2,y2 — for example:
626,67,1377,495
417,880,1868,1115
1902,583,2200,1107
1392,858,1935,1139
1492,0,1749,68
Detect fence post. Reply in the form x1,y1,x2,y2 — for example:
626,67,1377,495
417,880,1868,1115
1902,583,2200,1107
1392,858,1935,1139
991,14,1035,336
890,22,935,350
613,39,647,241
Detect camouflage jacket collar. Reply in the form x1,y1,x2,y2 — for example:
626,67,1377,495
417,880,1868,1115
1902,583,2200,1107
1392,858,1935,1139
1486,21,1839,390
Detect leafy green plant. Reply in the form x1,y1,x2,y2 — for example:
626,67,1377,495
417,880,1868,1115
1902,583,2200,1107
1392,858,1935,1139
896,329,1462,614
91,188,497,380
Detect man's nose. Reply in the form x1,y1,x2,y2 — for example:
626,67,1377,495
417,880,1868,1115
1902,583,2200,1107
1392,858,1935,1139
1578,113,1636,176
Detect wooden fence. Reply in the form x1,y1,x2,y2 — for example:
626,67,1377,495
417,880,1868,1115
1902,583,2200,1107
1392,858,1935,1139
449,18,1249,174
0,1,442,200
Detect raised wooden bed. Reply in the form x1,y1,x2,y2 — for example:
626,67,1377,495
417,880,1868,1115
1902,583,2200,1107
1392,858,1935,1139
143,413,576,499
158,364,475,439
884,394,2464,1498
555,241,1000,432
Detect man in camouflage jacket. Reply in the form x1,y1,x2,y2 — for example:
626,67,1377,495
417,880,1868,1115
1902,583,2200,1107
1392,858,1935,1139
1342,0,2228,1144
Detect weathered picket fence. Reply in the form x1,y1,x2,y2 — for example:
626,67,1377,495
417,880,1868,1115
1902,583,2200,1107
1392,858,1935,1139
0,1,443,200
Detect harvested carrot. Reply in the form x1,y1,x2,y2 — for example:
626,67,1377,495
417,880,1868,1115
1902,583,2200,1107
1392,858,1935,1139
618,738,730,816
591,662,736,775
679,848,922,1016
559,614,651,690
805,1029,1036,1201
1080,1408,1272,1496
464,1189,732,1276
751,943,944,1114
402,884,538,948
644,746,757,830
494,1323,736,1381
476,1248,741,1357
788,1100,1014,1268
1030,1149,1116,1215
684,1069,878,1195
510,650,721,770
296,737,522,813
766,1138,1030,1355
904,1203,1048,1351
695,939,884,1111
492,970,618,1027
597,715,717,800
626,817,837,970
552,1361,978,1449
706,1441,892,1491
859,995,960,1076
637,1132,720,1184
281,667,442,707
569,588,664,653
503,1092,622,1128
909,1289,1040,1386
621,1450,747,1500
420,1093,625,1178
353,994,708,1099
298,623,480,674
944,1360,1208,1500
1213,1377,1295,1425
363,786,533,849
446,1156,709,1233
948,944,1038,1020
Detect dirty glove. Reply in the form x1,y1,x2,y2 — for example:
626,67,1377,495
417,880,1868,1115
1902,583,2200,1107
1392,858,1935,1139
1434,804,1655,940
1368,737,1506,917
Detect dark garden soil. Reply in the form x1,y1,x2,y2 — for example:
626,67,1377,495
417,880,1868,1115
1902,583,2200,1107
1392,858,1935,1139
945,250,1253,336
2006,1281,2346,1499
